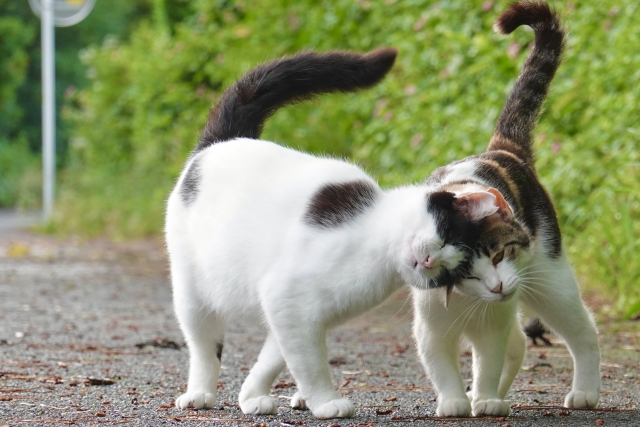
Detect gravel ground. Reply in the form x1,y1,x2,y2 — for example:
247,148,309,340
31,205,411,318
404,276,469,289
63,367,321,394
1,231,639,426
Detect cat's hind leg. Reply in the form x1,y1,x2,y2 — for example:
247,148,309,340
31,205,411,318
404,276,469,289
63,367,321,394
171,258,225,409
498,318,526,399
263,299,354,419
520,252,600,409
238,332,286,415
271,325,354,419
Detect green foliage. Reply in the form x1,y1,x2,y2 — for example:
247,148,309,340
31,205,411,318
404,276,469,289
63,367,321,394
0,13,38,206
0,0,153,207
0,136,38,207
0,15,35,136
59,0,639,315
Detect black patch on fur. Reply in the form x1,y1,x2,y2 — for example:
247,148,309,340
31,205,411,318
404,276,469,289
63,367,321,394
426,191,483,288
216,342,223,361
180,157,201,206
304,180,378,229
195,48,397,151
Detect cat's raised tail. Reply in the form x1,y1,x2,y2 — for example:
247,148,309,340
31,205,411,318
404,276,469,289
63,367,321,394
488,1,565,164
195,48,397,151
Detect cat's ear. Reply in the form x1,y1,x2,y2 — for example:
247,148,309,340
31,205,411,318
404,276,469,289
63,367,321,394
453,191,499,221
486,187,514,221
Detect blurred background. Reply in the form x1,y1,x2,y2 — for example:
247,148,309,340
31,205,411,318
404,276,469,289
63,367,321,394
1,0,638,317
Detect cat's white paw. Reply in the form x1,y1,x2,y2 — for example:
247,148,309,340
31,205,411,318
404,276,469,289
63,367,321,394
239,395,278,415
175,391,216,409
291,391,308,410
436,397,472,417
472,398,511,417
564,390,599,409
311,398,355,419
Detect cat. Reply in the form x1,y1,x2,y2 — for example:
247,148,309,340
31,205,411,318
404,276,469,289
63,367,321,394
165,48,491,419
412,0,600,417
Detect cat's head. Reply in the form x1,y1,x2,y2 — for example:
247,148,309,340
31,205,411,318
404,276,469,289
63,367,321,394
399,191,487,291
453,188,532,302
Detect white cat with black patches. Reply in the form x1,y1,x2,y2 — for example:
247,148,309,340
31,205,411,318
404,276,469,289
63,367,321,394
166,48,490,419
413,1,600,418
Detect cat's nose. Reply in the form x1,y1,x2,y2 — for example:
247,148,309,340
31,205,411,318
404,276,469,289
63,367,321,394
490,282,503,294
421,255,437,269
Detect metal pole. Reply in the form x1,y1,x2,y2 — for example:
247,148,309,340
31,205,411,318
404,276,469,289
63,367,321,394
42,0,55,221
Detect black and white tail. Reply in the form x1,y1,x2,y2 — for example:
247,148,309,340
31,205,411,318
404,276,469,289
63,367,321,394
488,1,565,164
195,48,398,152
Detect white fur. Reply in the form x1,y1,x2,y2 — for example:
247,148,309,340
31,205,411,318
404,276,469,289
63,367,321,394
413,183,600,417
440,161,479,187
166,138,464,418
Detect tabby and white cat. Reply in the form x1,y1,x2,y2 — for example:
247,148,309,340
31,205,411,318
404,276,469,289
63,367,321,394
412,1,600,417
165,49,496,419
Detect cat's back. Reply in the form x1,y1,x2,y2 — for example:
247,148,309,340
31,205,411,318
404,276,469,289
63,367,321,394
177,138,369,212
202,137,360,188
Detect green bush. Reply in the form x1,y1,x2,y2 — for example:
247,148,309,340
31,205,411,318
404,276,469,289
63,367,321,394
59,0,640,315
0,136,38,207
0,14,38,207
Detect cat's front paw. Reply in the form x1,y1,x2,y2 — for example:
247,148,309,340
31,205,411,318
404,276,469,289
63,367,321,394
436,397,471,417
472,398,511,417
175,391,216,409
564,389,599,409
239,395,278,415
311,398,355,419
291,391,308,410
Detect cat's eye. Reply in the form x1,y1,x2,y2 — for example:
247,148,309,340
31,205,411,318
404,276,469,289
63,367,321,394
492,250,505,265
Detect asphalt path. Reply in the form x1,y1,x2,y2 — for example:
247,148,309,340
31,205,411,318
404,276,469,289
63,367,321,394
1,233,639,426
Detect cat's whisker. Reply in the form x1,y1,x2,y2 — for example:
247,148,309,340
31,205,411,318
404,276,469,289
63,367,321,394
386,291,412,325
516,262,548,274
516,260,552,271
515,262,562,276
461,299,485,333
515,270,558,284
456,298,484,334
519,278,555,290
517,269,561,278
443,298,482,338
518,283,548,304
480,302,493,327
485,302,495,332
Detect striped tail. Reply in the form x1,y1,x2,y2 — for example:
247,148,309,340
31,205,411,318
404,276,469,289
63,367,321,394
195,48,397,152
488,1,565,164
